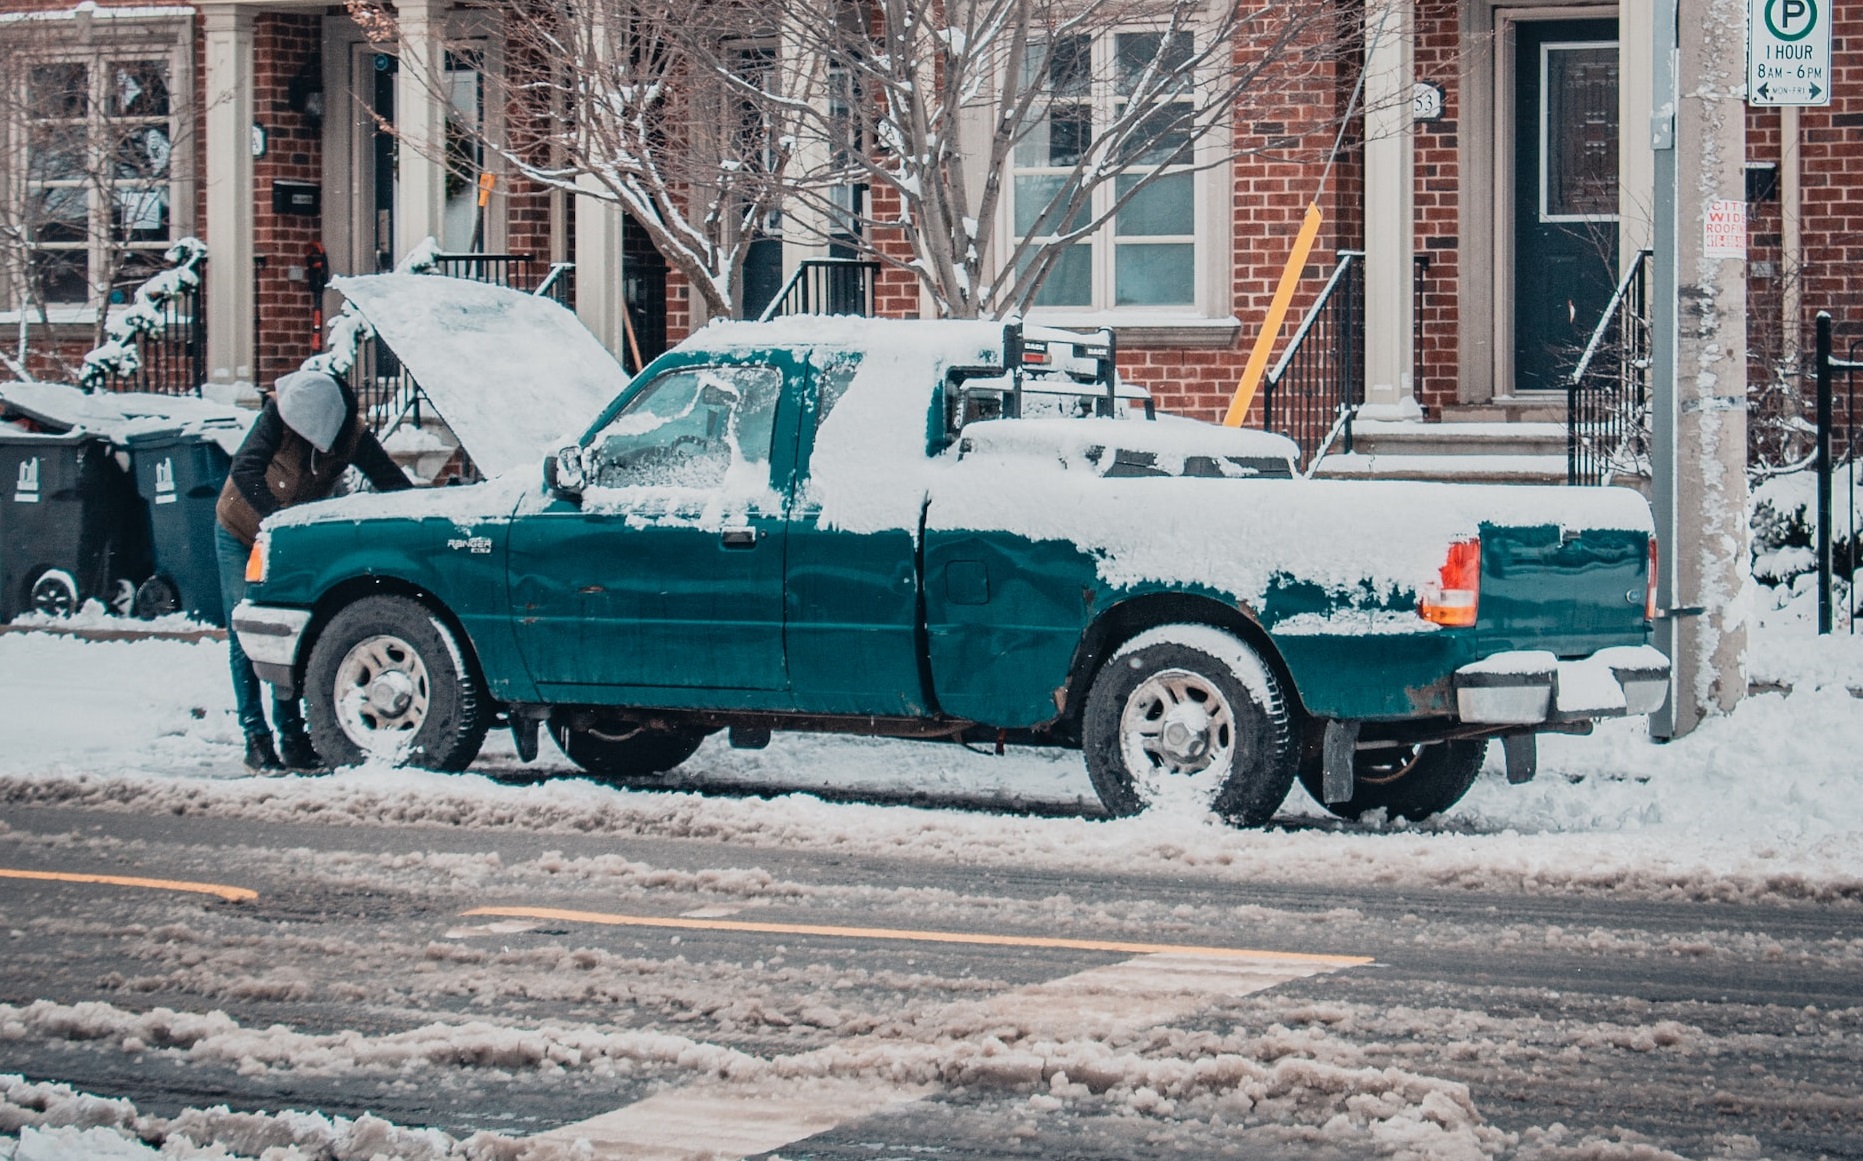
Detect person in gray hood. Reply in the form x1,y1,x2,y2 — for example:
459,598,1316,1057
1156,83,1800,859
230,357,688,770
215,370,412,771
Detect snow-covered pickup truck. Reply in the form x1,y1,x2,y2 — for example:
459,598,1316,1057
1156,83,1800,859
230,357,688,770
235,274,1667,826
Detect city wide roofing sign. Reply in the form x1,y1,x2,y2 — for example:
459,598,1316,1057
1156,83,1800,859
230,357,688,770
1748,0,1831,105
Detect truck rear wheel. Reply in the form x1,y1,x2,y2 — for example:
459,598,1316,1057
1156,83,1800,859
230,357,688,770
305,595,488,771
550,712,707,786
1297,739,1488,822
1082,624,1297,827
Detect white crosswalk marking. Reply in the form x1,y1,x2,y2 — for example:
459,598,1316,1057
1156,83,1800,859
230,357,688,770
535,950,1361,1160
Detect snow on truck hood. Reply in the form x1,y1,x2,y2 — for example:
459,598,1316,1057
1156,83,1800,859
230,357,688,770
331,273,626,477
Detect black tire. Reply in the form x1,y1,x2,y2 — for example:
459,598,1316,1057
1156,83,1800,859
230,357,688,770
304,595,488,771
29,569,79,618
1297,739,1488,822
1082,624,1297,827
549,712,707,785
134,575,181,619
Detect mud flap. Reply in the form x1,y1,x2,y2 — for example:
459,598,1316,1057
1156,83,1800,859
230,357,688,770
1322,719,1359,804
1503,733,1537,784
511,711,541,763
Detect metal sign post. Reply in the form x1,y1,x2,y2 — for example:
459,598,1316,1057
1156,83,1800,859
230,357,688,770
1650,0,1680,739
1748,0,1832,105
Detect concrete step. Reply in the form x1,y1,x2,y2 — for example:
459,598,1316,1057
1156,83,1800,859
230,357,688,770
1349,419,1569,458
1313,451,1569,485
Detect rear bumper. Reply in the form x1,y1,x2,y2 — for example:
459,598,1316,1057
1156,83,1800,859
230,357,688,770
1454,645,1669,726
231,601,312,695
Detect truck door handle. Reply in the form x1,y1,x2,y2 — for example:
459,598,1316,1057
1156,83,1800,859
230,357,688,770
720,527,759,549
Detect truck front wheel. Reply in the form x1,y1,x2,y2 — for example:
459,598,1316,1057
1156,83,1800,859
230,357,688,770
1082,624,1297,827
304,595,488,771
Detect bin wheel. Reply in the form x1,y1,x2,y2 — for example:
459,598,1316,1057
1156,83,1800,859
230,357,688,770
106,579,135,616
134,576,181,620
29,570,79,618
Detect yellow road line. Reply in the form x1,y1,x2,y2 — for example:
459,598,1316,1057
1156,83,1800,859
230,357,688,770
462,906,1372,967
0,868,256,903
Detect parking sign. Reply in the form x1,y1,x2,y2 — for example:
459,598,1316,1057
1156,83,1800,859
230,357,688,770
1748,0,1831,105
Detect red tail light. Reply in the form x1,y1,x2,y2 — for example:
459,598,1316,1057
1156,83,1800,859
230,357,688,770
1645,536,1659,622
1421,538,1481,627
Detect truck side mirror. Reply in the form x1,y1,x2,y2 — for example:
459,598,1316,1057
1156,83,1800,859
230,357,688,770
544,444,586,500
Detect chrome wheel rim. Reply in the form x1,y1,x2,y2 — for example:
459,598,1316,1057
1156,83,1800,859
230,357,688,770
1118,667,1236,807
332,634,432,757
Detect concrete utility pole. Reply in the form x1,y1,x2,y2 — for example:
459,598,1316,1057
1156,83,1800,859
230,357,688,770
1650,0,1749,738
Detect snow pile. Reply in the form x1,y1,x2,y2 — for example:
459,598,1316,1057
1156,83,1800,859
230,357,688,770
0,381,250,453
0,1074,553,1161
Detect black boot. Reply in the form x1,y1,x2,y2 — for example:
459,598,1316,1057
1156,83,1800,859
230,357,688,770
277,729,326,772
244,731,283,772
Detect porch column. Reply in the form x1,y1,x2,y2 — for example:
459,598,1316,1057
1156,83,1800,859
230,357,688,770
574,177,629,362
1361,0,1420,420
394,0,449,259
200,4,254,395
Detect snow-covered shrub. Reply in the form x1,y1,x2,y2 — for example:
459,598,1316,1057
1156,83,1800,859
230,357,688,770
1749,464,1861,586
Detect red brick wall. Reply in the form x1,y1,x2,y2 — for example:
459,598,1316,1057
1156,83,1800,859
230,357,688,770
249,13,323,389
1413,0,1460,417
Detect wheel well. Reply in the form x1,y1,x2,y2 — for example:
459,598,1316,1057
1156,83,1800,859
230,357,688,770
297,577,485,691
1058,593,1308,739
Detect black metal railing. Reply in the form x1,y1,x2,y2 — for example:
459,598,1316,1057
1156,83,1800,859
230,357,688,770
430,252,574,307
757,257,879,321
1811,313,1860,634
1260,251,1364,472
1566,248,1654,486
84,261,208,397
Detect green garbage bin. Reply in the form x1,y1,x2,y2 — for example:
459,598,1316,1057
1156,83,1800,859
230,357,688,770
0,428,150,621
124,427,233,624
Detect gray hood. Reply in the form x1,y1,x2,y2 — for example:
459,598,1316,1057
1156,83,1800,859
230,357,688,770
274,370,347,452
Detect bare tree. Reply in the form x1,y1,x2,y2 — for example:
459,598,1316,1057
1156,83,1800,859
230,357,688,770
0,11,192,378
740,0,1348,318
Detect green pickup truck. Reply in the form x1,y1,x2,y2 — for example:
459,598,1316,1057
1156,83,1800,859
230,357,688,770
234,274,1667,826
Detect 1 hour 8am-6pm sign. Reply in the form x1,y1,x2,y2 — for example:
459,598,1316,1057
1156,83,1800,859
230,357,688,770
1749,0,1831,105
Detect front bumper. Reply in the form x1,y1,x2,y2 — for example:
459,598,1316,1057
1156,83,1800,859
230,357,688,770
1454,645,1670,726
231,601,313,695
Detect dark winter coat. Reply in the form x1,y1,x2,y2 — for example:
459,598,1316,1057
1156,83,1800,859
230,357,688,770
215,380,412,547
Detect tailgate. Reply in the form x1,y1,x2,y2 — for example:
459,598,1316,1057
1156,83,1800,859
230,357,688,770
1479,523,1651,656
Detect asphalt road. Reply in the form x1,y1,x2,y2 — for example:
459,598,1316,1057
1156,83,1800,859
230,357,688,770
1,801,1858,1159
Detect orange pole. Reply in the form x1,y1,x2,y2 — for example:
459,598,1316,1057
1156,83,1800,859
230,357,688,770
1223,202,1325,427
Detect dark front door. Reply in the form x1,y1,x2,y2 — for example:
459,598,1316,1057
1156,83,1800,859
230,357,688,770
1513,19,1619,392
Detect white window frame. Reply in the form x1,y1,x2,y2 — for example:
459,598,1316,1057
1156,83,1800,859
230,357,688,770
1003,24,1228,326
2,10,194,313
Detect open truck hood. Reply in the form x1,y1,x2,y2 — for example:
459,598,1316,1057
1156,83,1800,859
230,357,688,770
331,273,627,477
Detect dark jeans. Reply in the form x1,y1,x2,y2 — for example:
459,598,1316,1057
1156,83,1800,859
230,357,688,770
215,526,305,740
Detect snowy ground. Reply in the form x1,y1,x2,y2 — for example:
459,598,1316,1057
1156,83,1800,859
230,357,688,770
1,593,1859,906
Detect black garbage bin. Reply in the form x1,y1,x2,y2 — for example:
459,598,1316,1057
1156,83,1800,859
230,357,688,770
123,428,233,624
0,428,151,622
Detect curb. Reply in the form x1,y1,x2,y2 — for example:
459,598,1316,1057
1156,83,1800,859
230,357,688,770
0,624,227,644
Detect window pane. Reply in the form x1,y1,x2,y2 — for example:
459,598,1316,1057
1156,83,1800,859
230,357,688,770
1015,37,1093,167
117,125,173,179
30,64,87,119
111,61,170,117
31,251,89,305
1032,244,1092,307
1115,243,1194,305
113,186,169,240
1542,46,1618,218
32,188,88,243
1116,31,1192,95
1013,174,1089,237
28,124,85,182
109,249,166,305
591,365,784,491
1117,101,1193,165
1115,172,1192,236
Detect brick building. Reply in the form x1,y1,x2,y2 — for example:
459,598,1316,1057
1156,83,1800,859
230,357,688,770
0,0,1831,469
